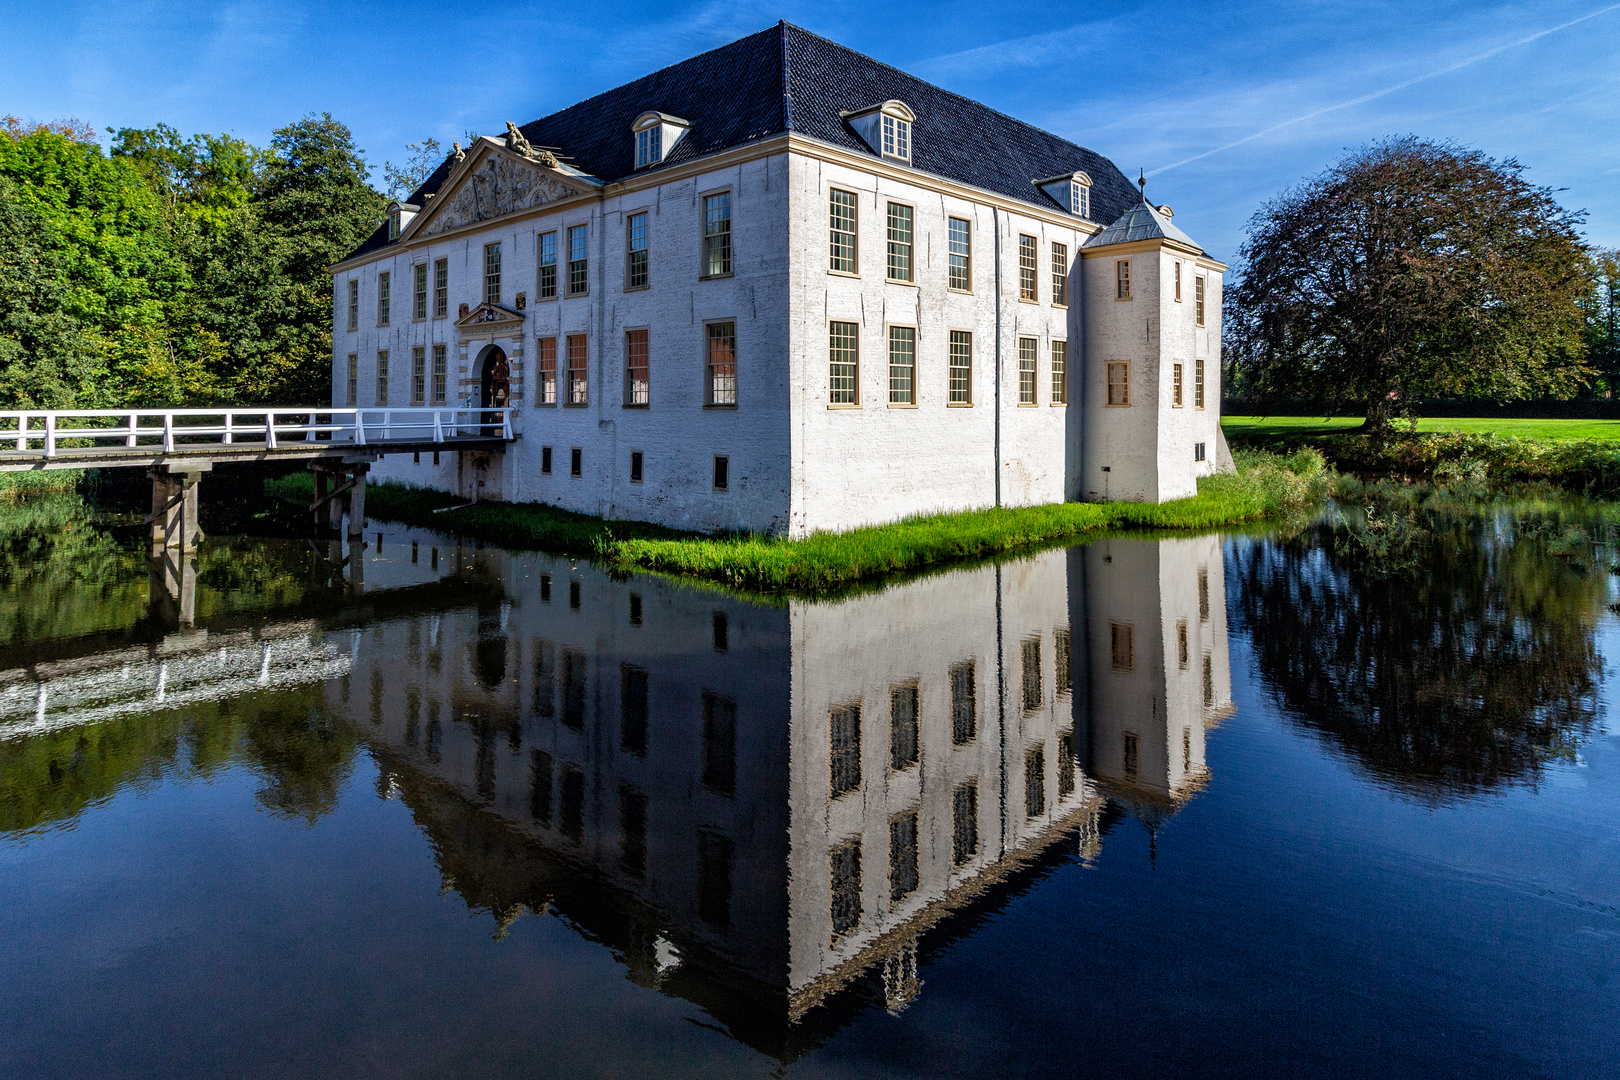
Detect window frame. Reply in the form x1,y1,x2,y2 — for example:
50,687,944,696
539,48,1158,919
1017,235,1038,303
1116,259,1132,301
884,199,916,284
827,319,860,408
376,271,391,327
433,258,448,319
1017,336,1038,406
483,242,501,306
700,190,733,280
887,323,917,407
947,216,972,293
1050,242,1068,308
634,124,661,170
704,320,737,408
1071,180,1090,219
1172,362,1184,408
431,344,447,405
880,111,911,163
1195,357,1206,410
1174,262,1183,303
411,345,426,406
345,353,358,406
566,224,589,297
346,279,359,332
535,336,557,407
1196,275,1206,326
625,210,650,291
948,329,973,406
629,450,644,484
623,326,650,407
828,188,859,276
712,455,730,492
375,350,389,406
564,333,589,406
1050,340,1068,406
537,231,559,300
412,263,428,321
1106,361,1130,407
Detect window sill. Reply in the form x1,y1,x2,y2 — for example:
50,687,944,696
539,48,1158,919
884,278,918,287
1050,402,1068,407
623,284,650,293
534,401,557,408
827,402,861,410
1052,303,1068,311
563,402,590,408
622,403,649,410
1017,402,1039,408
412,317,427,324
1016,298,1039,306
947,401,973,408
947,287,974,295
887,402,918,409
828,269,860,279
1115,297,1133,302
698,273,734,282
566,291,590,300
1106,403,1131,408
703,403,738,410
535,296,559,303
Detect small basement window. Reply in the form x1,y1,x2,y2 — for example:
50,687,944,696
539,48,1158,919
713,455,729,491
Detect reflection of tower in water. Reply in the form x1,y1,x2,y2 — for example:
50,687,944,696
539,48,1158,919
335,534,1232,1058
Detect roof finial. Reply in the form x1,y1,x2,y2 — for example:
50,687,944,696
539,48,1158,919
1138,169,1147,201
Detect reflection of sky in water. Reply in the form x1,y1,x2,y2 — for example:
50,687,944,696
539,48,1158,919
0,514,1616,1079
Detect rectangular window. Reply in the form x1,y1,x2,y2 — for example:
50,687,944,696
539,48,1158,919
634,124,661,169
947,217,971,291
346,353,357,406
570,447,583,477
1018,235,1037,301
1051,242,1068,306
626,212,649,290
483,243,501,305
621,664,648,756
1204,653,1215,708
890,683,918,771
697,831,732,929
567,225,588,295
1116,259,1131,300
1111,622,1135,672
538,232,558,299
566,334,588,405
890,810,919,903
1173,363,1184,407
1059,729,1076,797
624,329,649,406
535,337,557,406
629,451,643,483
885,202,913,282
1195,358,1206,409
828,321,859,405
1018,337,1037,405
1195,441,1207,462
1055,627,1072,696
881,113,910,160
952,782,978,865
541,446,553,474
702,692,737,796
1124,732,1139,777
1174,262,1183,303
830,702,861,797
949,330,972,405
1196,276,1206,326
888,326,915,405
1072,181,1090,218
413,263,428,320
830,837,862,939
950,661,976,744
431,344,446,404
1051,340,1068,405
706,322,736,406
411,346,425,405
702,193,732,277
377,272,391,326
1107,362,1130,406
561,648,586,729
620,786,647,876
829,189,857,274
346,279,359,331
1021,637,1042,712
1200,566,1210,622
1178,619,1190,669
1025,746,1046,819
712,455,729,491
433,258,448,318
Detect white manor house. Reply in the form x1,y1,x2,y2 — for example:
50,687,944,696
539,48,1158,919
330,23,1230,537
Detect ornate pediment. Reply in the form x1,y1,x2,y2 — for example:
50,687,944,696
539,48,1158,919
455,302,525,338
408,139,596,241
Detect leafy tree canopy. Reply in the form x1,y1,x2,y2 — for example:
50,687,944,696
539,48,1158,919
1230,137,1593,431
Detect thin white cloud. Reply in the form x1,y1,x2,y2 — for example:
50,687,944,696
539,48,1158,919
913,17,1122,80
1148,2,1620,176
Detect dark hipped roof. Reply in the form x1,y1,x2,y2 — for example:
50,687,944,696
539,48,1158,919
344,23,1139,263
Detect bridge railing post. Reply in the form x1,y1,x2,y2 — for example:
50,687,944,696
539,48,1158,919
353,410,366,446
125,412,138,448
502,408,512,440
15,413,28,453
162,413,175,454
44,414,56,459
266,411,277,450
223,412,234,445
433,411,443,443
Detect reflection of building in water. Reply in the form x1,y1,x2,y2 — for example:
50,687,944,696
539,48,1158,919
1079,536,1233,820
332,533,1231,1057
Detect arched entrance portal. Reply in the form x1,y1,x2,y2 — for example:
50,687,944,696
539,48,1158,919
477,344,509,435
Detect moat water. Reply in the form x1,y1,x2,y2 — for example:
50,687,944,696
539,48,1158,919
2,476,1617,1078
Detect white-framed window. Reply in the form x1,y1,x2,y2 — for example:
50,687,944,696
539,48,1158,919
626,212,649,290
948,330,972,405
1018,337,1037,405
535,337,556,406
1018,236,1037,302
377,271,390,326
1196,275,1206,326
411,346,425,405
433,259,448,319
829,189,857,274
431,344,447,404
624,328,649,406
881,113,910,161
1172,363,1184,407
1195,358,1206,409
1107,361,1130,406
888,326,915,405
375,350,389,406
483,243,501,305
1116,260,1131,300
567,225,588,296
885,202,913,283
706,321,737,406
1051,242,1068,307
566,333,588,405
538,231,558,299
1051,340,1067,405
346,353,358,406
702,193,732,278
635,125,661,169
947,217,971,291
413,263,428,321
1071,180,1090,219
829,321,859,406
1174,262,1183,303
346,279,359,332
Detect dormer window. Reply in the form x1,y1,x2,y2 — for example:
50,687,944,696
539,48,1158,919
1071,180,1091,218
386,201,419,241
844,101,916,164
631,111,689,170
388,207,400,240
1036,171,1092,219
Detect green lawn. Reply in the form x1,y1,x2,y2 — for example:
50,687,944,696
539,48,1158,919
1224,415,1620,443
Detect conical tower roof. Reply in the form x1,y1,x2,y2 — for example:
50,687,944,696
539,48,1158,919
1083,197,1209,256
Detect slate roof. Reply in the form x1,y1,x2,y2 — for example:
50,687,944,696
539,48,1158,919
343,23,1141,263
1083,200,1209,255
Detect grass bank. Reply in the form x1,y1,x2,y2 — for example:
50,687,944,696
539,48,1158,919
270,451,1329,594
1224,418,1620,495
0,470,83,500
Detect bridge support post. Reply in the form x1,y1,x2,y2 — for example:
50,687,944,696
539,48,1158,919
148,463,208,552
308,458,371,537
348,462,367,539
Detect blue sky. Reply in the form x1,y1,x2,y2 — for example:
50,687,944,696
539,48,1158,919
2,0,1616,262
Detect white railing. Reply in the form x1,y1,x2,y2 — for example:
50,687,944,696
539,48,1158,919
0,408,513,459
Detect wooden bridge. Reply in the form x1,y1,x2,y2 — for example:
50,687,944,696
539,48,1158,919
1,407,515,548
